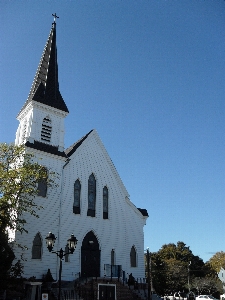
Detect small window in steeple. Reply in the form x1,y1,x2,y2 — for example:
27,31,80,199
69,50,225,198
41,117,52,143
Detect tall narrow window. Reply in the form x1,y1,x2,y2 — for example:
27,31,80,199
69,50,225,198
32,233,42,259
87,174,96,217
111,249,115,265
65,244,69,262
41,117,52,143
130,246,137,267
103,186,108,219
73,179,81,214
37,167,48,197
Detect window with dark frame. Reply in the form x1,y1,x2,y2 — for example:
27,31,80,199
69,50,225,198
103,186,108,219
111,249,115,265
73,179,81,214
37,167,48,197
130,246,137,267
37,178,47,197
87,174,96,217
32,233,42,259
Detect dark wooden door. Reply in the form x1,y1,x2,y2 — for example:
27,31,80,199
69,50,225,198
81,231,100,277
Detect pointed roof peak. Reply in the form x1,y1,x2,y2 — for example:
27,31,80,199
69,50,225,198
18,16,69,115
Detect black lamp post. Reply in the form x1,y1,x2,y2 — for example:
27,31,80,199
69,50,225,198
146,248,152,300
188,261,191,292
45,232,78,300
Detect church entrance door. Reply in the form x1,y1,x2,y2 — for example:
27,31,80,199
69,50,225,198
81,231,100,277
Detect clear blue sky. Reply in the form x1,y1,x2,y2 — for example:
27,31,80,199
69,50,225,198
1,1,225,263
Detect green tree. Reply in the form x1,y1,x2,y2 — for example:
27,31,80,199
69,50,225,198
208,252,225,273
0,143,57,288
150,252,167,295
0,232,24,290
0,231,15,289
0,143,56,234
149,242,205,295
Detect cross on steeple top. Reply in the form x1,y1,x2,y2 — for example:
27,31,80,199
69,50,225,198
52,13,59,23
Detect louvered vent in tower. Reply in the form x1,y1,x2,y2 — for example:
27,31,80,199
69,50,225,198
41,117,52,143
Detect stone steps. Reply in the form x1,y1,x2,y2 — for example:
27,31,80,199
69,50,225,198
50,278,146,299
76,278,144,300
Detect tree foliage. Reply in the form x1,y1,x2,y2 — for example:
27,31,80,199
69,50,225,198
0,230,24,289
191,276,223,296
0,143,57,288
208,251,225,273
0,143,56,234
147,241,222,296
149,242,196,294
0,231,15,289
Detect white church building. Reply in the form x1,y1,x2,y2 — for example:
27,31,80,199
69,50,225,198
14,19,148,282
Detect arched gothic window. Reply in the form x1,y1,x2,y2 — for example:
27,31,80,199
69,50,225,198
103,186,108,219
130,246,137,267
41,117,52,143
32,233,42,259
87,174,96,217
37,167,48,197
73,179,81,214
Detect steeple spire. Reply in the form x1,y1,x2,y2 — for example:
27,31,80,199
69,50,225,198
20,17,69,114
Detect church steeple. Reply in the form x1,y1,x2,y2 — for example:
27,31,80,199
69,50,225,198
20,18,69,114
15,17,68,154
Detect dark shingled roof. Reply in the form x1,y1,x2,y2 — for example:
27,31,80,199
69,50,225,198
18,22,69,115
25,141,67,157
65,130,93,157
137,208,149,217
25,130,93,158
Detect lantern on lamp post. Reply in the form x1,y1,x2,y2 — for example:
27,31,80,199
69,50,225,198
45,232,78,300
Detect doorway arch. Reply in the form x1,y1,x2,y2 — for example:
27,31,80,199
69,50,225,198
81,231,100,277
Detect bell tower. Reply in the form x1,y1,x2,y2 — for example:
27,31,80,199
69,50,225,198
15,16,69,154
